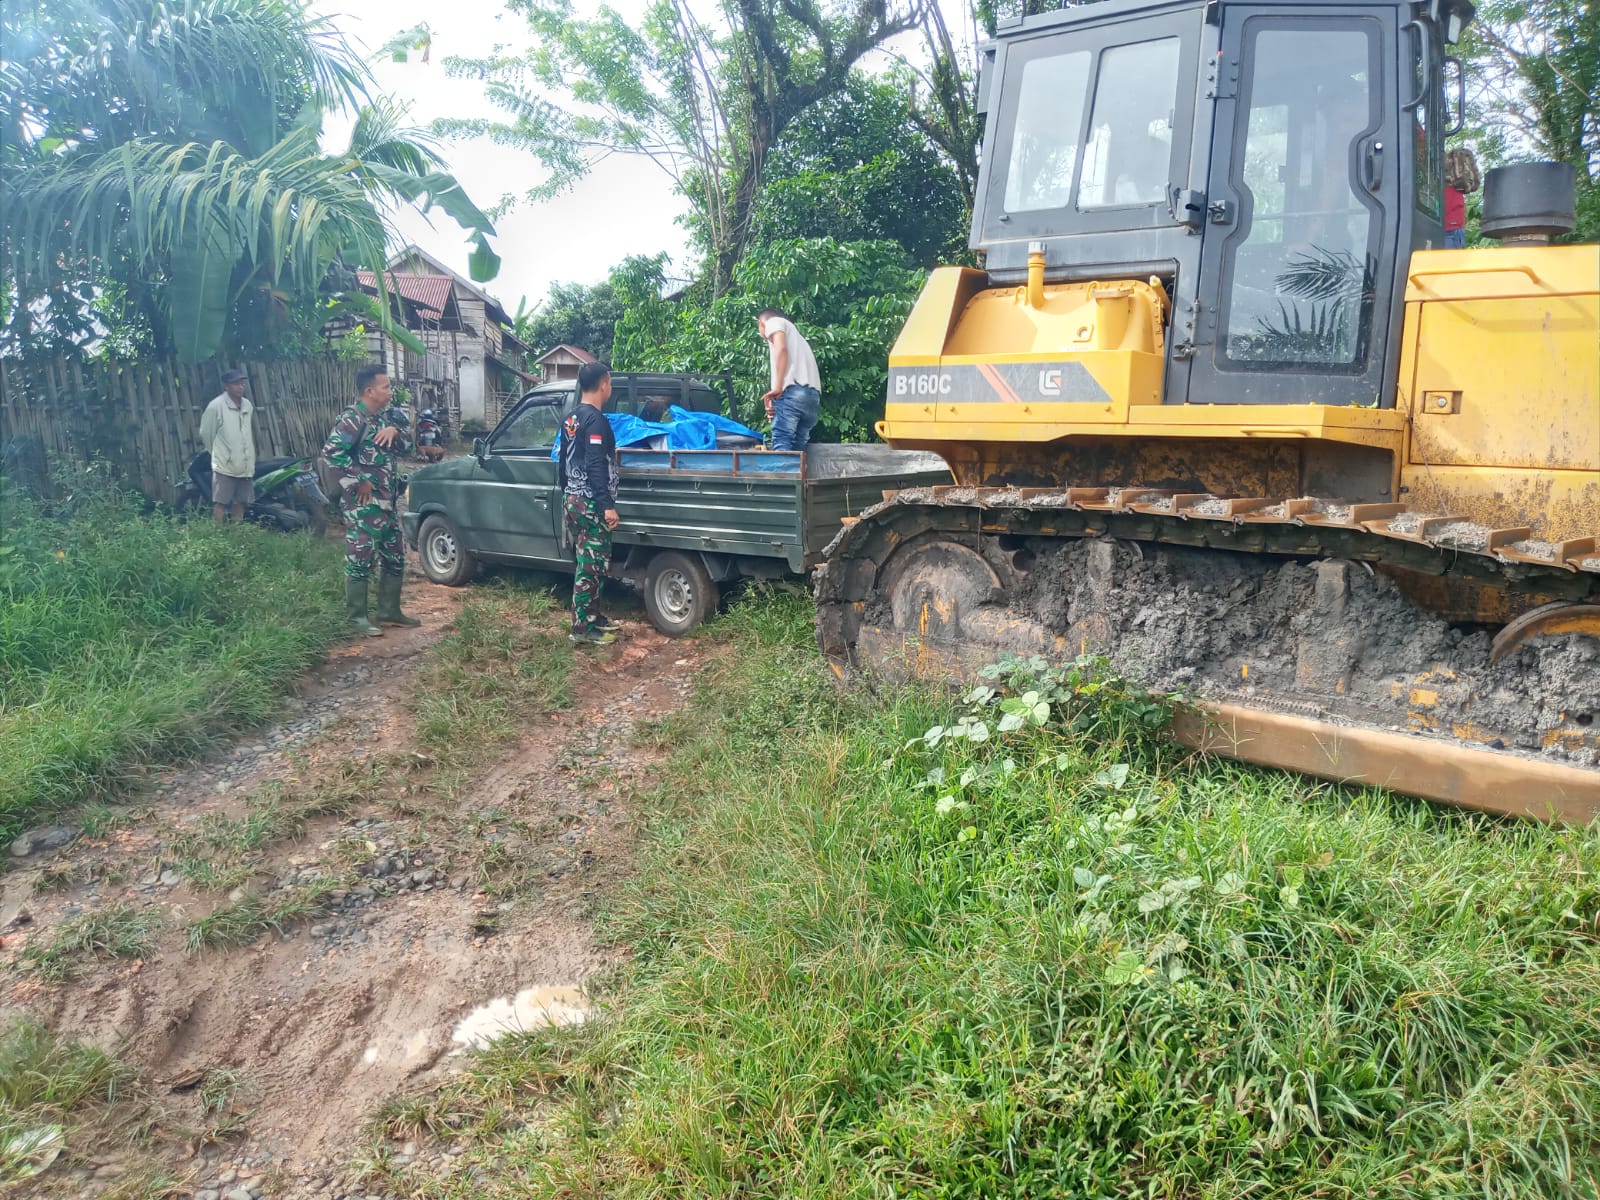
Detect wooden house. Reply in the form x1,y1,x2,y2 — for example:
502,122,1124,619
534,344,598,383
347,247,533,428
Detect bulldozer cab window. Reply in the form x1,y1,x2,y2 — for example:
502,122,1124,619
1411,22,1445,227
1002,50,1092,212
1220,24,1380,370
984,11,1200,239
1077,38,1181,209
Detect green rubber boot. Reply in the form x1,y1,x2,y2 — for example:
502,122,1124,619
375,572,421,627
345,578,383,637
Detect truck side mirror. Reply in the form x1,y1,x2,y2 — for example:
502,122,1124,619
472,437,487,462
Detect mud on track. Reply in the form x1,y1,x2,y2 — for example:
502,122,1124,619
1,572,704,1197
1015,538,1600,765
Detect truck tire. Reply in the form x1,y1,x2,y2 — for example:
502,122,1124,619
419,513,478,586
644,551,717,637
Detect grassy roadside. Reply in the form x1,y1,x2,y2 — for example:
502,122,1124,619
0,478,346,839
0,1020,185,1197
390,592,1600,1199
5,562,576,976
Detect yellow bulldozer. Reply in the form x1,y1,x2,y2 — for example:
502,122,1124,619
815,0,1600,818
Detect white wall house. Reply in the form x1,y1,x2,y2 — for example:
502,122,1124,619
351,247,532,429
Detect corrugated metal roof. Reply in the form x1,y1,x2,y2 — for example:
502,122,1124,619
356,271,450,318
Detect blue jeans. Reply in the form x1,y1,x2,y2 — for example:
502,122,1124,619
771,384,820,451
1444,228,1466,248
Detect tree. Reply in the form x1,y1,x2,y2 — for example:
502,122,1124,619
612,238,924,441
755,73,968,267
905,0,982,216
516,279,625,361
441,0,923,294
1454,0,1599,240
0,0,499,362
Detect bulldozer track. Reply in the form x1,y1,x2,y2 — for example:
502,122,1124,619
820,485,1600,604
814,486,1600,818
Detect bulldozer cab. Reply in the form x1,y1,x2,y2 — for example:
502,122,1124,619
974,0,1471,409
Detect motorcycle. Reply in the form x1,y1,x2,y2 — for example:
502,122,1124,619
174,451,332,535
415,407,446,462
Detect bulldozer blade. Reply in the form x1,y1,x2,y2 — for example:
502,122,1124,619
1170,702,1600,822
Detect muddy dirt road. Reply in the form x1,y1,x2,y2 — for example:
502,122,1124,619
1,572,704,1198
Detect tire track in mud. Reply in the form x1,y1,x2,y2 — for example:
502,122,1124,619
1,576,703,1197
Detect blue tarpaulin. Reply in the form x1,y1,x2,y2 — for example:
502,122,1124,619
553,407,763,458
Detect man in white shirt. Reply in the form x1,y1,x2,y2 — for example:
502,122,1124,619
198,368,256,523
758,308,821,452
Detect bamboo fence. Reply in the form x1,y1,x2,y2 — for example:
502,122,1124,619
0,356,358,502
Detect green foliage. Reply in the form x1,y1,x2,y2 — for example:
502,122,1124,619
411,581,573,766
0,1020,135,1112
756,73,968,268
374,21,433,64
517,279,625,362
613,238,923,440
0,472,347,838
414,590,1600,1199
334,323,373,363
1456,0,1599,241
0,0,496,362
184,879,346,950
19,903,162,982
440,0,921,293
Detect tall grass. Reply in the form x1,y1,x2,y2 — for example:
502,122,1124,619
418,592,1600,1199
0,475,345,837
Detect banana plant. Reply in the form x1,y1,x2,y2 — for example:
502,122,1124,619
0,0,498,362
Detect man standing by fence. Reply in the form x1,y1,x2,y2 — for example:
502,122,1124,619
198,368,255,523
560,361,621,645
322,365,418,637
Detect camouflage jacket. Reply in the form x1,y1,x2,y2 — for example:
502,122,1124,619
322,404,410,503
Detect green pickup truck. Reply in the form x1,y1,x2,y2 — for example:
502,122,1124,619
400,373,950,636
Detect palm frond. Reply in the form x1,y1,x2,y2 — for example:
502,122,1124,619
348,98,447,175
1276,246,1379,302
2,0,369,155
4,129,390,360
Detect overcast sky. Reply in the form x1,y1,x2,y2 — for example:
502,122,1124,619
311,0,974,316
311,0,692,316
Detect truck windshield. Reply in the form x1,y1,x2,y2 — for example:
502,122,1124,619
493,402,563,451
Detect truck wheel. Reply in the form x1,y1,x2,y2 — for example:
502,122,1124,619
419,514,477,586
644,551,717,637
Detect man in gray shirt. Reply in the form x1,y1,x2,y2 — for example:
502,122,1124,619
758,309,821,452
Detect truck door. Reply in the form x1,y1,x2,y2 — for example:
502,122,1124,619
1186,7,1400,407
471,399,564,561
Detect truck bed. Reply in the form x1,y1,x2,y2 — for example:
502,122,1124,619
612,445,951,573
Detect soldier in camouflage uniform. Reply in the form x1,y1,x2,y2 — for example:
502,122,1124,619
559,361,621,645
322,365,418,637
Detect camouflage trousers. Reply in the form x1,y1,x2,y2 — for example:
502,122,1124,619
339,497,403,581
563,494,612,633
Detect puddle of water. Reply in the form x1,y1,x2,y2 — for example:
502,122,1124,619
450,985,592,1050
